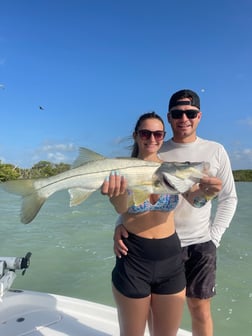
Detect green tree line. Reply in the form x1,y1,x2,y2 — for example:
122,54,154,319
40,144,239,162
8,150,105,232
0,161,251,182
232,170,252,182
0,161,71,182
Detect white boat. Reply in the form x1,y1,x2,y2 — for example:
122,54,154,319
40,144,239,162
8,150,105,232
0,253,192,336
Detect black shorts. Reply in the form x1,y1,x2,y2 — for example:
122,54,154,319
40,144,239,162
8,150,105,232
112,231,186,298
182,241,217,299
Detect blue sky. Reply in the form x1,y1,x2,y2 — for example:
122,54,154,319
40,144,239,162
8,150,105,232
0,0,251,169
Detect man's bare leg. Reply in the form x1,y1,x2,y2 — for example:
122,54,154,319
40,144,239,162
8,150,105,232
187,297,213,336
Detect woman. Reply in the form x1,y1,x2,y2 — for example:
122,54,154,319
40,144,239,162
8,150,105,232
103,112,211,336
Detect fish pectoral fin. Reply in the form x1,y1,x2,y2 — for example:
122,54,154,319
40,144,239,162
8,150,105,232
131,190,150,206
68,188,94,206
127,193,134,207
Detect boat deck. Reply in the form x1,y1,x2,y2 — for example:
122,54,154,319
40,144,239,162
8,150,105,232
0,289,192,335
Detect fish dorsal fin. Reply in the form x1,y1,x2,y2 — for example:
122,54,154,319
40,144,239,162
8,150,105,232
72,147,106,168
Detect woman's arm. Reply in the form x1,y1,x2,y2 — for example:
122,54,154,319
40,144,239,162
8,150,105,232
109,193,129,213
101,171,128,213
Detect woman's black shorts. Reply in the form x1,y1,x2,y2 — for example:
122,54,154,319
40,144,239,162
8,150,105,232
112,231,186,298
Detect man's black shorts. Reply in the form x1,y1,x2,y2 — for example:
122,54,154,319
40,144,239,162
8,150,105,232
182,241,217,299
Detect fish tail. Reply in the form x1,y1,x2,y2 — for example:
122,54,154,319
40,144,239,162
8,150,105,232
1,180,47,224
21,192,46,224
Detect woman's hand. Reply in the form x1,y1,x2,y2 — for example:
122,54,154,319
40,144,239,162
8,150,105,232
101,172,127,198
101,172,128,213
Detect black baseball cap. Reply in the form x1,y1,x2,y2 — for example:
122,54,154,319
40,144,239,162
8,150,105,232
168,89,200,111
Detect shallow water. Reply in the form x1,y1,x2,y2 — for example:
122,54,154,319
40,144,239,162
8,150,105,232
0,183,251,335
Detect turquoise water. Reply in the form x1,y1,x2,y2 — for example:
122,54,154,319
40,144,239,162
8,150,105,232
0,183,251,335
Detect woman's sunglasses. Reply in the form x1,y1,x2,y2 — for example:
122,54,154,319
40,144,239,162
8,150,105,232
137,129,166,141
170,109,199,119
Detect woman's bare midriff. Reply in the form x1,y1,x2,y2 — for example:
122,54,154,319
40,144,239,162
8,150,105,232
122,211,175,239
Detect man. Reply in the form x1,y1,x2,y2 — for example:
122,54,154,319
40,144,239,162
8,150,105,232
102,89,237,336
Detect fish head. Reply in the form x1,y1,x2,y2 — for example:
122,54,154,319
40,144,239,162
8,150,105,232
154,161,210,194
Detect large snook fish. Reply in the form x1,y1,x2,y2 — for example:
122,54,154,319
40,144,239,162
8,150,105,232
1,147,209,224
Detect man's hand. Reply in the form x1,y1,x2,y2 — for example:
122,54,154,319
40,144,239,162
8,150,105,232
199,176,222,199
113,224,128,258
101,172,127,198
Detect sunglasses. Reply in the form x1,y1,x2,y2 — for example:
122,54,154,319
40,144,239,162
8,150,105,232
170,109,199,119
137,129,166,141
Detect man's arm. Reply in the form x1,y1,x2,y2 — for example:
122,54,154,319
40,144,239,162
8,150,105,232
210,147,238,247
113,223,129,258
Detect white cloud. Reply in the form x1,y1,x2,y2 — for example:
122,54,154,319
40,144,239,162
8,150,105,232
40,143,77,152
238,118,252,127
0,156,6,163
47,152,67,162
31,142,78,165
230,147,252,169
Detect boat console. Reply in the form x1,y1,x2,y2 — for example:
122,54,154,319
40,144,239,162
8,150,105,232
0,252,32,298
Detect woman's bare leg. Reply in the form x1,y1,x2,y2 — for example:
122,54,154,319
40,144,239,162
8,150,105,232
151,289,185,336
112,284,151,336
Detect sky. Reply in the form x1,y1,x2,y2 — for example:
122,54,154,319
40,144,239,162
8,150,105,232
0,0,252,169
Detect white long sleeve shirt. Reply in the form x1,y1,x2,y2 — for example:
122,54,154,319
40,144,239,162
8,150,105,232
158,137,238,247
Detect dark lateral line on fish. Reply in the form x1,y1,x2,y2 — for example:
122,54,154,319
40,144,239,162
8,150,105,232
33,166,159,190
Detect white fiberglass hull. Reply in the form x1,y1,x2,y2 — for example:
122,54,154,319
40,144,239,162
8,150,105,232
0,289,192,336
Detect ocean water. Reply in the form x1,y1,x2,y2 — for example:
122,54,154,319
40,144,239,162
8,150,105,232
0,183,251,335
